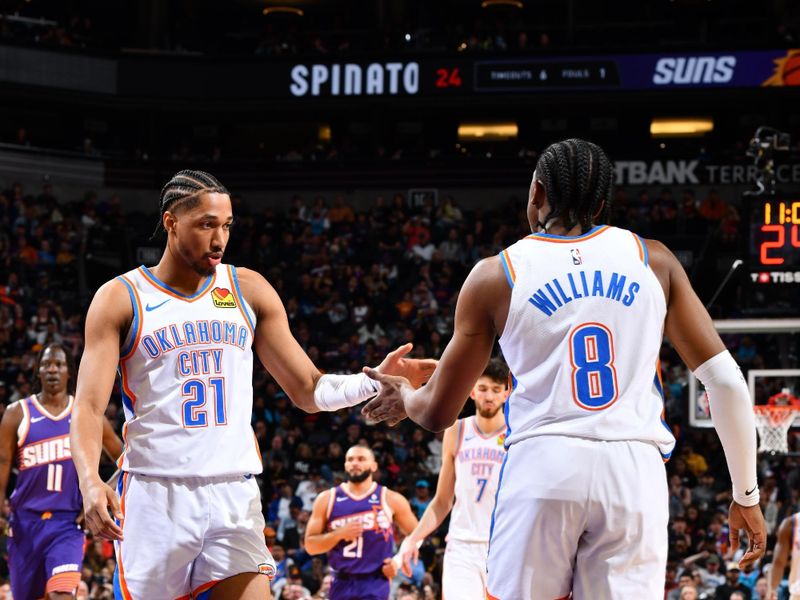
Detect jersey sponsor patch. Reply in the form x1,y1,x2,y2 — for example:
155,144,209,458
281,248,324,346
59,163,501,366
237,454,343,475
211,287,237,308
258,562,276,579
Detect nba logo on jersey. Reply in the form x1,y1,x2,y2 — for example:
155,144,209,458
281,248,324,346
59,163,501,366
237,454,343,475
571,249,583,265
211,287,237,308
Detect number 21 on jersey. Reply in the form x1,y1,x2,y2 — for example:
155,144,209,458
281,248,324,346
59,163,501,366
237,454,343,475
569,322,619,410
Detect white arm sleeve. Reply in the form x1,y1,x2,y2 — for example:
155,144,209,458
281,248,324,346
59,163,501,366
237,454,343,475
693,350,759,507
313,373,380,412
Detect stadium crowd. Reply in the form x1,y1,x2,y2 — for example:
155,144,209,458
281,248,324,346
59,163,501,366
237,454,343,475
0,178,797,599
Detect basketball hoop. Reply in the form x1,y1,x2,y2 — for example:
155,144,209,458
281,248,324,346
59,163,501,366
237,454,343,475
754,405,799,454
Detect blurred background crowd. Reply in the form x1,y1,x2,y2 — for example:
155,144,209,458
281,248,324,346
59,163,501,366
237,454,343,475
0,179,797,599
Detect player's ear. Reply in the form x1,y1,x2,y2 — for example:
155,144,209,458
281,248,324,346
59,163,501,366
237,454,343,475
163,211,177,235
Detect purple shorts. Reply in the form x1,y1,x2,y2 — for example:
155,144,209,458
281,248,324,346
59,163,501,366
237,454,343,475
330,572,390,600
8,512,84,599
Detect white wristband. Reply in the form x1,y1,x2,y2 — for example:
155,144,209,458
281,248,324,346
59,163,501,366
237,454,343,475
314,373,381,412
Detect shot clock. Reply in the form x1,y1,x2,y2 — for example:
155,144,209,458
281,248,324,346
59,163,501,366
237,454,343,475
752,200,800,267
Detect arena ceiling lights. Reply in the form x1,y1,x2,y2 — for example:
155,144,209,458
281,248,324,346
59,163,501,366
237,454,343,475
650,117,714,137
458,122,519,141
262,6,304,16
481,0,524,8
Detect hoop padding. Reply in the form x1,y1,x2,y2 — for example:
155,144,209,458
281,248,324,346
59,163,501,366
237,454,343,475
754,406,799,454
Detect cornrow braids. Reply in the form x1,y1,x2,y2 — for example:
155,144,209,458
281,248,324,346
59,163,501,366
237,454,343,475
152,170,230,238
534,138,613,233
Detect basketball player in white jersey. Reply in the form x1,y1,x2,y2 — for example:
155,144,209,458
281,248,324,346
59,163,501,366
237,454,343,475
362,139,767,599
395,359,508,599
70,170,435,600
767,512,800,599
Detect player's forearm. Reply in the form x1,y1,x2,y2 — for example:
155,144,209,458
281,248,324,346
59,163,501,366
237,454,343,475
304,531,343,555
694,351,759,505
70,401,107,488
407,496,452,543
769,561,785,595
405,384,458,432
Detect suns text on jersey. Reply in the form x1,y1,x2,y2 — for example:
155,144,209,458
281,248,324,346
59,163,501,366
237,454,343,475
329,509,392,536
527,270,641,317
19,435,71,470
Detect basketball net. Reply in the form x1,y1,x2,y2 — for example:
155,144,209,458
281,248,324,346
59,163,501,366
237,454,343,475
754,400,799,454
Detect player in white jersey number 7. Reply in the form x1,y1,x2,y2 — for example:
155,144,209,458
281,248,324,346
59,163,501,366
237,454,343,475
363,140,767,600
70,170,436,600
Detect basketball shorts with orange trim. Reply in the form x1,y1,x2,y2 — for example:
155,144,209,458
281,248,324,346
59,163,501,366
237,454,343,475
8,511,84,599
441,540,488,600
486,436,668,600
113,472,275,599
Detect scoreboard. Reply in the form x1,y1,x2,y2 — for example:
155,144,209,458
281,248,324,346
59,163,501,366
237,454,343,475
751,200,800,267
283,49,800,99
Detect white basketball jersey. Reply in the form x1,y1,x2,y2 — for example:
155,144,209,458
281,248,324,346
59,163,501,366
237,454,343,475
498,225,675,459
448,416,506,543
114,264,262,477
790,513,800,596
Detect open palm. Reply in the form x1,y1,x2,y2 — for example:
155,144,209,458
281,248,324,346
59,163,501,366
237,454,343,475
376,343,437,389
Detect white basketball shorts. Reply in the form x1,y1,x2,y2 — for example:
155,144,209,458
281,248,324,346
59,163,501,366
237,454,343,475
442,540,488,600
486,435,668,600
113,472,275,599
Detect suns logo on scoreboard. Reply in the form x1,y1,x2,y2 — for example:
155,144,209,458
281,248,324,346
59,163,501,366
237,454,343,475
211,287,237,308
763,50,800,86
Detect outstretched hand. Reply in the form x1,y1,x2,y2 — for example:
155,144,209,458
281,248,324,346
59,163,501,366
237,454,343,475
729,501,767,569
361,368,415,427
375,343,437,390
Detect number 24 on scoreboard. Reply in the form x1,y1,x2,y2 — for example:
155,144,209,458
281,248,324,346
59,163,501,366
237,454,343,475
760,201,800,266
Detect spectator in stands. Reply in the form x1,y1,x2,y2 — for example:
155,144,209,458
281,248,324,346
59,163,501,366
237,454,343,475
716,564,752,600
699,189,728,220
410,479,431,519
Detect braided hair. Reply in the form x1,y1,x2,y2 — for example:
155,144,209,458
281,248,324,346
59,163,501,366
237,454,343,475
153,170,229,238
533,139,613,233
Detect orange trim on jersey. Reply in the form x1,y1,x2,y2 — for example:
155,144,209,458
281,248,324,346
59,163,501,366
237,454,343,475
524,225,611,244
339,481,377,501
138,266,217,303
29,394,73,421
472,419,507,440
631,232,646,264
119,275,143,361
116,422,129,469
486,591,501,600
325,487,337,520
119,362,137,409
455,419,466,454
116,472,134,600
46,571,81,593
192,579,222,597
501,250,516,283
17,398,30,447
228,265,255,340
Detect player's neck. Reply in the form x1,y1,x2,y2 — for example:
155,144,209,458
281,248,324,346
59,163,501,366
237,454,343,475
36,390,70,411
538,219,588,237
475,412,506,436
344,479,374,497
150,248,212,295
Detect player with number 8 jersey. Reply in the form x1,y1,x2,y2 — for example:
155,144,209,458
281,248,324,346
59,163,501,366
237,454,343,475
362,139,766,599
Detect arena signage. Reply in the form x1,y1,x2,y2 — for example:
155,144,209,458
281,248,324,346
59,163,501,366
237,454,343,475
288,62,420,97
614,160,800,186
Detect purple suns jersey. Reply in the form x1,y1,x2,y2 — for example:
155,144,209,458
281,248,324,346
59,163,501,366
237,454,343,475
10,396,81,515
326,483,394,574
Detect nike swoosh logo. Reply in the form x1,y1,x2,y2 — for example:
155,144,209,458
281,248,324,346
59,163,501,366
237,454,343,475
745,486,757,496
30,416,46,423
336,497,348,502
145,299,170,312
